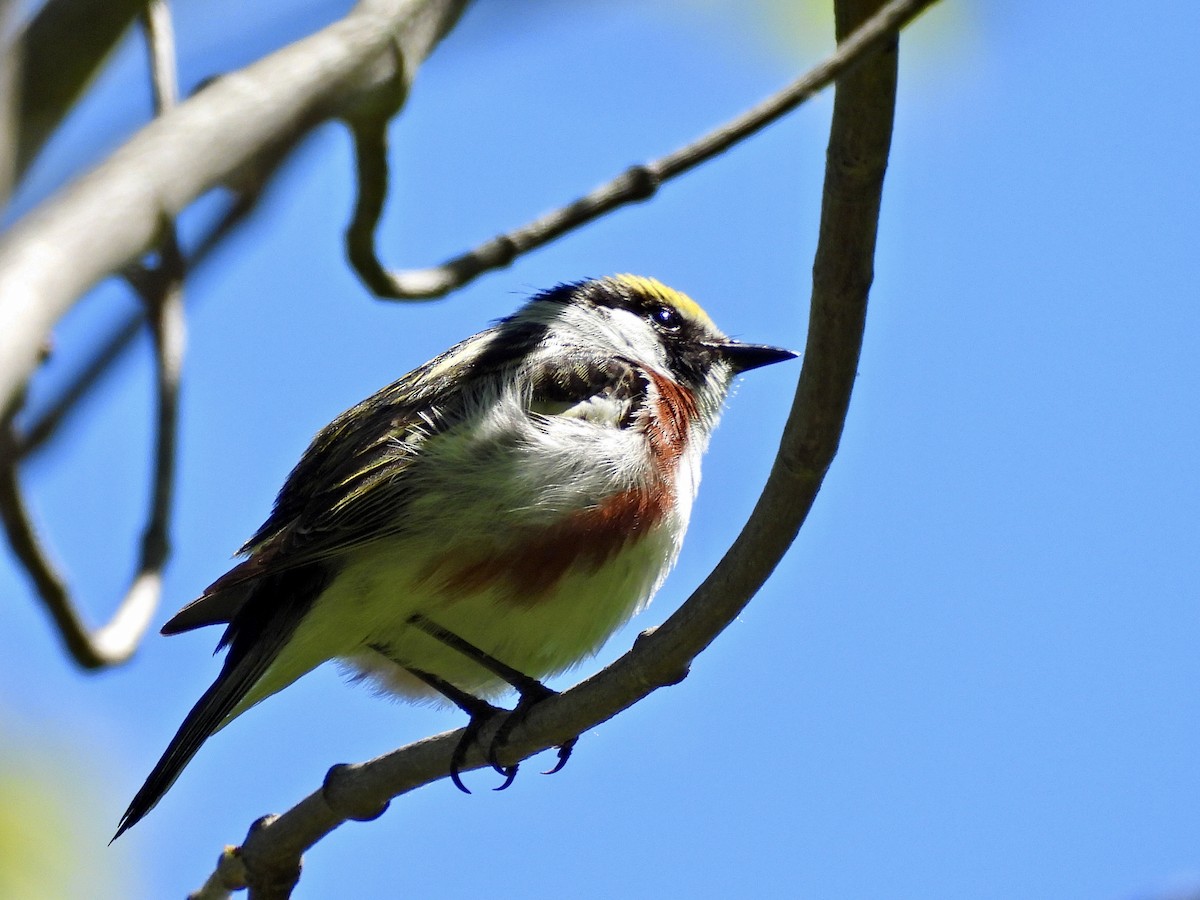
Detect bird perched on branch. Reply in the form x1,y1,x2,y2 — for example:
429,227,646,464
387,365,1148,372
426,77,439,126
115,274,795,839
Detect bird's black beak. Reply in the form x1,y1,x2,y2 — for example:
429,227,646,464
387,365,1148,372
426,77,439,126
709,340,798,374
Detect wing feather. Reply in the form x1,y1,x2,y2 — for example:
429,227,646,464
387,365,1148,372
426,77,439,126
212,320,552,587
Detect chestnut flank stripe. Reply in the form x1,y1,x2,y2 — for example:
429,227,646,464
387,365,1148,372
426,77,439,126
425,486,669,606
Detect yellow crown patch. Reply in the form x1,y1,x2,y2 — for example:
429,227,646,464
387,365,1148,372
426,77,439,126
610,274,715,331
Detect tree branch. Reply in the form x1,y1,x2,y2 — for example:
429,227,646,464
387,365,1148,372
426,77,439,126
194,0,911,892
0,0,472,429
15,173,288,459
346,0,933,300
0,0,189,670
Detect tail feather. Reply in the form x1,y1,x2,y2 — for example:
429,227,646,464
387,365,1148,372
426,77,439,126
159,582,253,637
112,645,277,841
114,563,330,841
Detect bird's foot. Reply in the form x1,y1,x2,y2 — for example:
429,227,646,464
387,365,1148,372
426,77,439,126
401,617,581,788
486,682,578,787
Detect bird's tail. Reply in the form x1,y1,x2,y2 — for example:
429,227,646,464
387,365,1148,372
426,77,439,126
113,564,329,841
112,643,277,841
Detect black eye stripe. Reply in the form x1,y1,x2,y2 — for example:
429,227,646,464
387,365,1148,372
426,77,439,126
568,278,690,328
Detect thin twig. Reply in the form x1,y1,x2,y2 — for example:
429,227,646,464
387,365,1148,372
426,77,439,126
199,0,913,891
346,114,395,297
124,228,186,634
0,3,19,209
0,0,186,670
121,0,187,654
348,0,935,300
142,0,179,112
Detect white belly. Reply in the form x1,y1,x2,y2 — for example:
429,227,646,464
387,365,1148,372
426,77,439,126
342,520,681,699
228,511,684,720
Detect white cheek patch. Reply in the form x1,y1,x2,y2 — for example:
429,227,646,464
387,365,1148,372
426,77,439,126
600,307,661,363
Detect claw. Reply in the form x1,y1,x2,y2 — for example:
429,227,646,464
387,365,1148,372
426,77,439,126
486,714,517,773
482,718,518,790
493,764,519,791
541,736,577,776
449,711,498,794
486,695,579,783
446,706,525,793
484,710,522,790
450,735,473,794
485,699,530,777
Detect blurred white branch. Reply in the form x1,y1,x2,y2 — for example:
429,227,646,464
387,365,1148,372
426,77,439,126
0,0,471,420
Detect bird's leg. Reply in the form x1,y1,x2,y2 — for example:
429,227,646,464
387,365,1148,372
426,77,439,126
367,643,507,793
406,614,579,784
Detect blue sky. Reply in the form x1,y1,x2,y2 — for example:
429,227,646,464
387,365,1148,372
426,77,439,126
2,1,1199,897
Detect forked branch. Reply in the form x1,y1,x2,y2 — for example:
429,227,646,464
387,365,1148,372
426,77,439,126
0,0,473,664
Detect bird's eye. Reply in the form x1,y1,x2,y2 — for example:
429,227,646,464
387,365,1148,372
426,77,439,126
651,304,682,331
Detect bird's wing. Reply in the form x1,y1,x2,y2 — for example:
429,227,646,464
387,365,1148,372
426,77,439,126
239,328,528,557
161,320,551,636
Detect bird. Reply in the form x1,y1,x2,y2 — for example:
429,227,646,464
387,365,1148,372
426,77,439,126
114,274,796,839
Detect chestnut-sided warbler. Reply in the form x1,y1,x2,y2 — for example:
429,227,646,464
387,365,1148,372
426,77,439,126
115,274,795,838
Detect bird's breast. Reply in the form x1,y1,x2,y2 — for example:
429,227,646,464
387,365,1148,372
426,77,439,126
335,488,687,697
